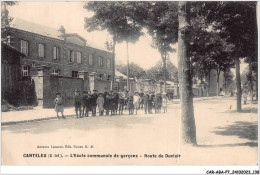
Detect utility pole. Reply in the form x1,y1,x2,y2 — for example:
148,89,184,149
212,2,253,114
126,41,130,91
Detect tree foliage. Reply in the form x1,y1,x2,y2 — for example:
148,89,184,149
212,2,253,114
1,1,18,44
146,59,178,82
116,63,146,79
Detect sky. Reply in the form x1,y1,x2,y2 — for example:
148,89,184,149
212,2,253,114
7,1,249,74
7,1,179,70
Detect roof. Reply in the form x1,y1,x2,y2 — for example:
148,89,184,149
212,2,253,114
63,33,86,42
166,81,175,86
2,42,26,57
11,18,63,40
11,18,110,52
115,70,127,79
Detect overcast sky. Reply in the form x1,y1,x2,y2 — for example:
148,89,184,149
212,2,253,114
7,1,179,70
7,1,248,74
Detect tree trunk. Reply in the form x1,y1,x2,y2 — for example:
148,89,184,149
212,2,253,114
248,59,253,103
126,41,130,91
178,1,197,145
216,69,220,96
236,57,242,112
207,69,211,97
256,70,258,101
162,52,167,93
111,35,116,90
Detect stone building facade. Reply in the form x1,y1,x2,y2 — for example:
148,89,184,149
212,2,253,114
6,18,113,107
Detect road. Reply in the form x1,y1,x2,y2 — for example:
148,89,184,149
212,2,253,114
1,96,258,165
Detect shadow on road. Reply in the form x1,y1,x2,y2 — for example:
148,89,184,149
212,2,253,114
196,142,257,148
1,115,155,135
223,106,258,114
212,121,258,142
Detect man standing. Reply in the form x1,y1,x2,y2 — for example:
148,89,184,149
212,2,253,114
91,89,98,117
143,91,150,114
118,89,126,115
109,90,115,116
82,91,91,117
73,89,82,118
149,92,155,114
113,88,119,115
103,87,110,116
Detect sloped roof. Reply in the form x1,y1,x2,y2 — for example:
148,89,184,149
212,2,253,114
63,33,86,42
115,70,127,79
166,81,175,86
11,18,111,52
11,18,63,40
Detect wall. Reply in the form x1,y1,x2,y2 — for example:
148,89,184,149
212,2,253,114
45,76,84,108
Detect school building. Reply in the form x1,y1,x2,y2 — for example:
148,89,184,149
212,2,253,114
5,18,113,108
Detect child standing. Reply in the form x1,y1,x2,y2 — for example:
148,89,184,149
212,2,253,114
128,94,134,115
162,93,168,113
54,92,65,119
96,93,104,116
133,91,140,115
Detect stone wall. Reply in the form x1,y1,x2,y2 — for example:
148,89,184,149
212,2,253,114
46,76,84,108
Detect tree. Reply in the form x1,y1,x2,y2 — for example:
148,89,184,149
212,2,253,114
116,63,146,79
223,70,235,94
146,59,178,82
58,25,66,34
1,1,17,44
178,1,197,145
202,1,257,111
140,2,178,92
84,2,143,90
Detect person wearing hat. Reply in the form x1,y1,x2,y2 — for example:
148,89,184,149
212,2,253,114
113,88,119,115
143,91,150,114
133,91,141,115
91,89,98,117
127,92,134,115
108,90,113,115
158,93,162,113
103,87,110,116
96,93,105,116
73,89,82,118
154,93,159,114
118,88,126,115
54,92,65,119
162,92,168,113
148,91,155,114
82,91,91,117
138,92,144,110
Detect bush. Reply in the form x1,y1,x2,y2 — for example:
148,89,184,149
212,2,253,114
1,100,34,112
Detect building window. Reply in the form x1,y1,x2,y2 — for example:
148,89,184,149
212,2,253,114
68,49,74,62
89,54,93,66
53,46,60,60
20,40,28,56
98,74,103,80
98,56,104,67
76,52,81,63
52,69,60,76
72,71,78,78
38,44,45,57
22,66,29,76
107,75,111,81
107,58,111,68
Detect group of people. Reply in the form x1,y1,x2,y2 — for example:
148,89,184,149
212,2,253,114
54,87,168,119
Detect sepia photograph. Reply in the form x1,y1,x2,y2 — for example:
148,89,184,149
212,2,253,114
1,0,258,171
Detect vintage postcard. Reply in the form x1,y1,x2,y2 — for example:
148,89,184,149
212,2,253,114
1,1,258,169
